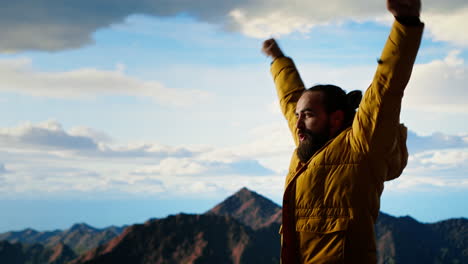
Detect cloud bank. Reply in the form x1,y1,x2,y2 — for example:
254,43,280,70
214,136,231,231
407,130,468,153
0,58,211,105
404,50,468,113
1,120,467,198
387,148,468,190
297,50,468,114
0,120,277,198
0,163,7,174
1,0,467,52
0,120,198,158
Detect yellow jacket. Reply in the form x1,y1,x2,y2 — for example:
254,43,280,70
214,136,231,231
271,21,424,263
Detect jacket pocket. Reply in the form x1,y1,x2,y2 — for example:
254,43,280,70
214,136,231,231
295,217,349,263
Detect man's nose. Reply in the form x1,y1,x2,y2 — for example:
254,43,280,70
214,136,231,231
296,115,304,129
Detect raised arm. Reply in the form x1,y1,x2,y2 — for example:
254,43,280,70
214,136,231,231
263,39,305,146
350,0,423,155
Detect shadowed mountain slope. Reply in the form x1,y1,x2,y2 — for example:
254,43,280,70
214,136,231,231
376,212,468,264
70,214,280,264
1,188,466,264
0,224,125,255
0,240,76,264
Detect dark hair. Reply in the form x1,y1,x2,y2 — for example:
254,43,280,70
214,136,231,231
304,84,362,127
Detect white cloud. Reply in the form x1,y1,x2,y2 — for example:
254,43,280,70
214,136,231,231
294,51,467,117
133,158,208,176
386,175,468,190
133,156,274,177
175,182,222,196
407,130,468,153
228,9,315,39
68,126,113,143
154,174,284,199
1,0,467,52
299,64,374,92
2,119,468,198
0,120,277,198
403,50,467,113
227,1,468,46
0,120,281,177
0,120,98,150
421,150,468,166
0,163,8,174
386,147,468,191
0,120,197,158
424,8,468,47
411,149,468,167
1,165,106,194
0,57,212,106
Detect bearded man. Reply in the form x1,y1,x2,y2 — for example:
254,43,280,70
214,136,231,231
262,0,424,263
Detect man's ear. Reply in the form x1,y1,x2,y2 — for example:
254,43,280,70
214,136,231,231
329,110,345,135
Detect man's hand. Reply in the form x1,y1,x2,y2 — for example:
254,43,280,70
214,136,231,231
387,0,421,17
262,38,284,60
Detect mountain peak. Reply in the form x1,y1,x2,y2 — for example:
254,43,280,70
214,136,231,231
237,186,251,193
234,187,261,199
206,187,281,229
22,228,38,235
68,223,97,233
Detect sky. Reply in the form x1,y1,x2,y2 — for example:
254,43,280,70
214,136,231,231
1,0,468,232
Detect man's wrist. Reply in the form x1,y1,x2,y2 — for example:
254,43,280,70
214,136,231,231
395,16,422,26
271,55,285,64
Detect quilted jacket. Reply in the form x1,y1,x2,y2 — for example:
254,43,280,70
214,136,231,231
271,21,424,263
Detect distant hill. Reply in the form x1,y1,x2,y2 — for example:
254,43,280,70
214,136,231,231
1,187,467,264
70,214,280,264
0,240,76,264
376,212,468,264
0,223,125,254
68,187,468,264
71,188,281,264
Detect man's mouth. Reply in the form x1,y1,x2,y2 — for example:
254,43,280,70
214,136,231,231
298,132,306,142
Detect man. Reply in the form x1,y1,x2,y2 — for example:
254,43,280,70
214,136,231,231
262,0,424,263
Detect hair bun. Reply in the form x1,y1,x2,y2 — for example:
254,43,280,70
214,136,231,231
346,90,362,109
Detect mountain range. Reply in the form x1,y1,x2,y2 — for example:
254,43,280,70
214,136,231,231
0,223,125,255
1,187,467,264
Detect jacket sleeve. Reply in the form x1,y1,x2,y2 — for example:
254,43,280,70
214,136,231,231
350,20,424,155
270,57,306,146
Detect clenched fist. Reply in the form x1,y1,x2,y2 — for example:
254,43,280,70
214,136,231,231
387,0,421,17
262,38,284,60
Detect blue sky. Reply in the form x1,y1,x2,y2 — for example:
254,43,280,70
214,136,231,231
1,0,468,232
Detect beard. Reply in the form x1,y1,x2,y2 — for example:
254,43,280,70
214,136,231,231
296,128,330,163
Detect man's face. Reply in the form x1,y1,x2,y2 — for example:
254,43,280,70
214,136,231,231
295,91,330,162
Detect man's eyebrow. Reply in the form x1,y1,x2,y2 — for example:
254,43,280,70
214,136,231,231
295,108,315,115
296,108,315,113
